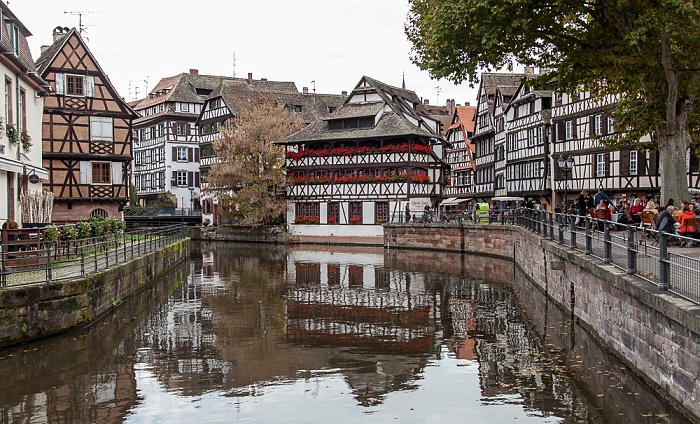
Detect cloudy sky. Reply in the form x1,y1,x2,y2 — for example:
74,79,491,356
9,0,480,106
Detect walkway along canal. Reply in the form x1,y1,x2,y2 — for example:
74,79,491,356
0,225,189,348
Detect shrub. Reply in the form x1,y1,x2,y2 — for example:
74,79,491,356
76,221,91,240
43,226,60,247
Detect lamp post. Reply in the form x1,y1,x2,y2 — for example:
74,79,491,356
557,155,575,210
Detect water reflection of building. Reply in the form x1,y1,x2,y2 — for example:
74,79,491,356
286,249,436,354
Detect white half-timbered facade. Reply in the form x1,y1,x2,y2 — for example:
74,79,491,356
504,80,552,206
443,106,476,209
549,91,686,207
278,76,447,241
471,73,523,201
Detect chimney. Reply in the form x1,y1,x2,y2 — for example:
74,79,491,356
52,26,67,43
189,69,199,75
423,99,429,105
260,78,267,81
248,72,253,85
465,102,471,106
524,66,535,74
303,87,308,94
40,45,50,54
341,91,347,96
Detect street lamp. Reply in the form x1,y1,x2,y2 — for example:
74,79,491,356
557,155,575,210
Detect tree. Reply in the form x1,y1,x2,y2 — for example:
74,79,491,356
406,0,700,203
206,95,304,224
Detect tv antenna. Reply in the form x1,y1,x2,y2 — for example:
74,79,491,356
435,86,442,105
64,11,103,40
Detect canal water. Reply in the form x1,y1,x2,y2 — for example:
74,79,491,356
0,242,689,424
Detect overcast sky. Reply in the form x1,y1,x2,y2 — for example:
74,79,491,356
10,0,480,107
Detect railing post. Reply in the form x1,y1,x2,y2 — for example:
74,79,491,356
626,225,636,274
658,232,670,291
0,251,5,287
549,212,555,241
94,239,98,272
105,238,109,269
603,224,612,264
558,216,564,245
123,233,127,262
46,244,52,283
585,217,592,255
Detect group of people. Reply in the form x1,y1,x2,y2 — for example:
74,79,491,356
563,189,700,245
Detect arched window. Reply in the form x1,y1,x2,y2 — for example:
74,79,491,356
91,208,108,218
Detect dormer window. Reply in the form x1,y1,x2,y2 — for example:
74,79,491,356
294,105,303,113
328,116,374,131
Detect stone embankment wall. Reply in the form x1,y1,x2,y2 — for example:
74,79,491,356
190,226,291,244
385,224,700,421
0,239,189,348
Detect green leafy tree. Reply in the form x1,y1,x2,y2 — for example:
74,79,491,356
206,95,304,224
406,0,700,202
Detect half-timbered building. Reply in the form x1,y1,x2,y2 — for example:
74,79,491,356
35,27,136,223
471,73,523,202
550,92,667,207
196,74,344,224
504,77,553,207
278,76,447,242
443,105,477,210
132,70,240,209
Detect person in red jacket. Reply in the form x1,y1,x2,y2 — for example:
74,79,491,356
676,205,697,246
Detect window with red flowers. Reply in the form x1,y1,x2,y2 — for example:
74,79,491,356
328,202,339,224
349,202,363,224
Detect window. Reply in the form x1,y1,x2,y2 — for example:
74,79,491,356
630,150,638,175
294,105,302,113
92,162,111,183
328,202,339,224
295,203,320,223
565,121,573,140
19,89,25,132
376,202,389,223
176,123,188,136
90,117,114,142
90,209,108,218
66,75,84,96
177,171,187,187
594,115,602,135
607,116,614,133
5,78,12,122
349,202,363,224
596,153,606,177
176,147,187,162
181,103,189,112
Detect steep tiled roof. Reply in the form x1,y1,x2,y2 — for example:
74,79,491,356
0,3,45,89
282,76,440,144
452,106,476,134
133,73,235,110
34,30,71,74
481,73,523,96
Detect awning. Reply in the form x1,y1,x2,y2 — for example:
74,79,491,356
492,196,525,202
0,157,49,180
440,197,472,206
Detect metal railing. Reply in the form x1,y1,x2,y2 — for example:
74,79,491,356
402,209,700,305
124,207,202,217
0,224,187,287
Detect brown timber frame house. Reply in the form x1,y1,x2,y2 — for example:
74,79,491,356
36,27,137,223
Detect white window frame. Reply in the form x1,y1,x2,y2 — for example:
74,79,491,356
90,117,113,142
176,171,187,187
594,115,602,135
607,116,614,133
597,153,606,177
565,121,573,140
181,103,189,112
177,147,188,162
630,151,638,175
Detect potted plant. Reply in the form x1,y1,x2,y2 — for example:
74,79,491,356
6,123,18,146
20,131,31,152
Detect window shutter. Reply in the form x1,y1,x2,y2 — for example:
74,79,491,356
55,73,65,95
171,171,177,186
592,153,598,177
111,162,123,184
195,172,200,187
187,171,194,187
602,114,609,135
690,151,699,172
571,119,577,139
84,76,95,97
589,115,595,137
604,152,610,175
619,150,630,176
638,151,647,175
557,121,565,141
172,147,177,161
188,147,193,162
648,152,659,175
80,161,92,184
194,148,200,162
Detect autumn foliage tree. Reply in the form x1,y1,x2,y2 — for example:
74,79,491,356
406,0,700,203
206,96,304,224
